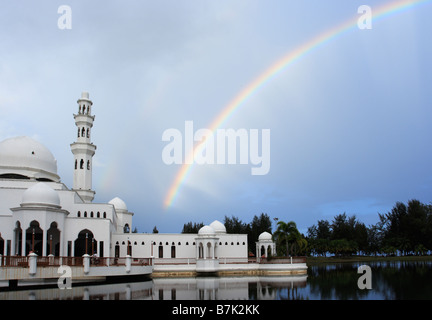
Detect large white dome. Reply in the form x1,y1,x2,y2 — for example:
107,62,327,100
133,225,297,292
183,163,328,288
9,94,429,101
109,197,128,211
198,225,216,236
21,182,61,208
0,136,60,182
209,220,226,234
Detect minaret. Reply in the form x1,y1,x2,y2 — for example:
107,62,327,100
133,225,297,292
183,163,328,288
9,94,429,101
70,92,96,202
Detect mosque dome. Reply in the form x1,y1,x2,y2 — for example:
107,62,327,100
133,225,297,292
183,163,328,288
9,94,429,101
198,225,216,236
21,182,61,208
0,136,60,182
258,231,272,241
209,220,226,234
109,197,128,211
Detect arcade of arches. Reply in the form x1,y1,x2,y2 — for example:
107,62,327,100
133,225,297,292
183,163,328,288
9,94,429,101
11,220,103,257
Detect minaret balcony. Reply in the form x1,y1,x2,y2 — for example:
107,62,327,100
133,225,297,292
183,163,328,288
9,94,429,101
73,113,95,124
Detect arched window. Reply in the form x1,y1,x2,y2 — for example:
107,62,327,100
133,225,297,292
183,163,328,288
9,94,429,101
103,212,106,218
79,105,82,114
87,160,90,170
75,159,77,169
77,128,80,137
84,211,87,217
124,224,130,233
86,128,90,138
80,159,84,169
81,127,85,137
77,211,81,217
90,211,94,218
83,106,86,114
97,212,100,218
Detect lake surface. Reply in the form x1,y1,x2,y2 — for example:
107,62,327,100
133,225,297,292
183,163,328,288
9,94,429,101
1,260,431,300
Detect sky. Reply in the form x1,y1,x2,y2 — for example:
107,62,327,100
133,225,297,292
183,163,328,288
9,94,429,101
0,0,431,234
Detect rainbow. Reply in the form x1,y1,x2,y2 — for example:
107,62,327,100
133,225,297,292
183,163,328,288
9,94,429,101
164,0,431,208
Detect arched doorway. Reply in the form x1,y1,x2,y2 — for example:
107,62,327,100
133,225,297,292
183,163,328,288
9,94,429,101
260,245,265,257
25,221,43,256
14,221,22,256
198,242,204,259
127,241,132,256
74,229,97,257
267,245,272,257
47,222,61,256
115,241,120,257
206,242,213,259
0,234,4,256
158,244,163,258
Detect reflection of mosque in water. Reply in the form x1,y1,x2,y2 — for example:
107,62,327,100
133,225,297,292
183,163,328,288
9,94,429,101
0,275,308,300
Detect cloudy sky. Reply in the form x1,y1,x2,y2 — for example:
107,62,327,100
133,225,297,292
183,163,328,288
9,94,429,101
1,0,431,234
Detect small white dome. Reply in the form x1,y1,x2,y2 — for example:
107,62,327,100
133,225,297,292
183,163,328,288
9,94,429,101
0,136,60,182
109,197,128,211
209,220,226,234
198,225,215,236
22,182,61,208
258,231,272,241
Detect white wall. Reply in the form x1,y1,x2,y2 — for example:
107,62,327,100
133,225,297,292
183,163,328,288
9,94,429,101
111,233,248,259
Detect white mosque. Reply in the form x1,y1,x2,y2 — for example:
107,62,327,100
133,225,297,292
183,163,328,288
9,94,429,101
0,92,305,284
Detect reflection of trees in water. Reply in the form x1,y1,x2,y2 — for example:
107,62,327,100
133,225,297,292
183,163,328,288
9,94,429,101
308,264,369,300
277,286,308,300
248,279,308,300
307,261,432,300
375,261,432,300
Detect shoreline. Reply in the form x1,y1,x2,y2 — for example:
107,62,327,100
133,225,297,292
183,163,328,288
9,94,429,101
306,255,432,265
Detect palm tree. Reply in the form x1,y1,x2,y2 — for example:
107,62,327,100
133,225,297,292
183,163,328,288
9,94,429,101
274,220,300,256
293,233,308,256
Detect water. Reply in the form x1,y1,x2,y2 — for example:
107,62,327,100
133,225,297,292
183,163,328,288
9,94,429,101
306,260,432,300
1,260,431,300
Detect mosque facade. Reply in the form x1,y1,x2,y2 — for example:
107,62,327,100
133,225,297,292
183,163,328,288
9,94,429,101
0,92,280,277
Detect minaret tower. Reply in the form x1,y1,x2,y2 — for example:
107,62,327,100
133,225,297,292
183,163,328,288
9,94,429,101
70,92,96,203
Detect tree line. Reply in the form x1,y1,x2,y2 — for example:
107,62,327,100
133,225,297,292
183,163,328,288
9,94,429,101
307,199,432,257
181,199,432,257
